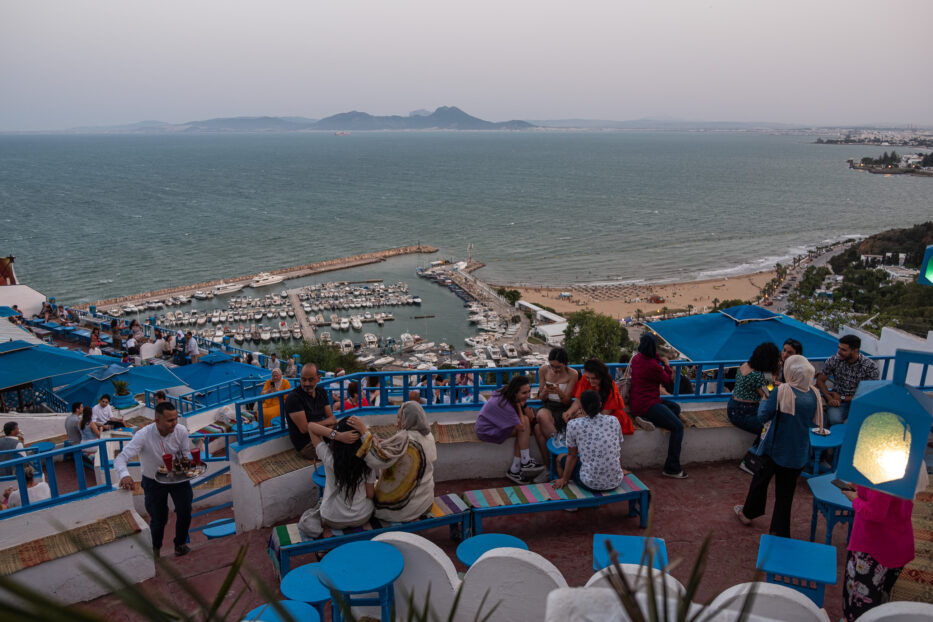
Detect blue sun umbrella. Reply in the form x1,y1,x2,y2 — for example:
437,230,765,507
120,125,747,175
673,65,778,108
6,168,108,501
0,340,107,391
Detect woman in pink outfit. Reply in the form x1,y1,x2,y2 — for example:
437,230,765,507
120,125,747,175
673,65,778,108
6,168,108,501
841,466,928,621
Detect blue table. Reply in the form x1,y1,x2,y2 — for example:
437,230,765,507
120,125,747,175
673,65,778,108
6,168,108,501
243,600,320,622
807,473,854,545
318,540,403,622
280,562,331,618
593,534,668,571
456,533,528,567
804,425,846,478
312,465,326,498
756,534,837,607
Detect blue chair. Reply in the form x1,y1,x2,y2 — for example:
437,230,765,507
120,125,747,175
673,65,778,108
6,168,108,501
756,534,837,607
312,465,326,498
280,563,330,619
592,534,668,571
243,600,319,622
202,518,236,540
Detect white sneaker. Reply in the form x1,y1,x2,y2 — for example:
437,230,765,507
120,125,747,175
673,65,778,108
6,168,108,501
635,416,656,431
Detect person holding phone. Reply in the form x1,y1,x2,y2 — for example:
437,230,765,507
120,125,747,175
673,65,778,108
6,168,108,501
536,347,578,442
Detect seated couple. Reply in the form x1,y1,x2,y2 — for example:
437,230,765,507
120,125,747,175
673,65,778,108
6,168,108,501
296,401,437,539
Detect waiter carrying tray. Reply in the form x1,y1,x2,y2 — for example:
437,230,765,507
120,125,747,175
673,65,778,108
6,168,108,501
114,402,193,557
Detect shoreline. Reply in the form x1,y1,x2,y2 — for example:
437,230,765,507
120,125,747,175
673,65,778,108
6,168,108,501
501,270,777,320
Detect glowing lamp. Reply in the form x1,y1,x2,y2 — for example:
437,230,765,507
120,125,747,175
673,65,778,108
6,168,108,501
836,350,933,500
918,244,933,286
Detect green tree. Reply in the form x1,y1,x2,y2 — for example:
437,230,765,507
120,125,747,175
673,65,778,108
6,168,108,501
269,341,365,374
496,287,522,305
562,309,627,364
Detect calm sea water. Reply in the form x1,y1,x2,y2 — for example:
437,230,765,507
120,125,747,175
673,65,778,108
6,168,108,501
1,131,929,341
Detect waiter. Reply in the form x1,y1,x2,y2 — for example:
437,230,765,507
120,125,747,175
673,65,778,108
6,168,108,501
115,402,193,557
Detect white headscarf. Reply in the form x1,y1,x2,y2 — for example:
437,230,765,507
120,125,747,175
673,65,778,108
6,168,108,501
777,355,823,427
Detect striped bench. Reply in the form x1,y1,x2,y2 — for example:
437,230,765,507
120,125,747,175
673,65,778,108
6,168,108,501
268,492,471,577
464,474,650,534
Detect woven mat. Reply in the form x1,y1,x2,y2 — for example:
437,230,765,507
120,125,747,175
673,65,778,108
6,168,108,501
243,450,315,485
368,422,479,444
0,510,141,576
125,415,151,428
892,481,933,603
678,408,730,429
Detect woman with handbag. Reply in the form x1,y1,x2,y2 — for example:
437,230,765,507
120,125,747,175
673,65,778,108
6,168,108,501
727,342,781,474
734,354,823,537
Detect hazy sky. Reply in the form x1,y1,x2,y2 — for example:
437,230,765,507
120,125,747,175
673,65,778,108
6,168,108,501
2,0,931,130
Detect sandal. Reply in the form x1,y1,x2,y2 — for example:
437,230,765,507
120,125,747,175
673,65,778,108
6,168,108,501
734,504,752,526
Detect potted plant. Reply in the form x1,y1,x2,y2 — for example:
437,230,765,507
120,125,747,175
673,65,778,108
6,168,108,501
110,379,137,409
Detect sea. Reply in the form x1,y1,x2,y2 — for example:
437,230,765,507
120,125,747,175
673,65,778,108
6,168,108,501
1,131,930,345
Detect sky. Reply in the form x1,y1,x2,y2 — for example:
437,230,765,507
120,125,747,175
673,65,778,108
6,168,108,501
2,0,931,131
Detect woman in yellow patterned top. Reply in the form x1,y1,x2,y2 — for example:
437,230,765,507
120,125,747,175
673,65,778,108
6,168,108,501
347,401,437,523
260,368,291,427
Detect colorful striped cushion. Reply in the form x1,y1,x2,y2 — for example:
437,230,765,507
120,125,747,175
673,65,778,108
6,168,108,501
464,473,648,509
270,492,469,550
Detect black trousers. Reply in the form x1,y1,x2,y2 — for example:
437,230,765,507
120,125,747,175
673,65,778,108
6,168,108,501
141,476,192,549
741,454,801,538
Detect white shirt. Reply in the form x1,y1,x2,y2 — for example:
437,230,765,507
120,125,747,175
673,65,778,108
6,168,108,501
6,482,51,507
185,336,199,356
113,422,191,481
91,403,114,426
317,441,376,526
565,414,624,492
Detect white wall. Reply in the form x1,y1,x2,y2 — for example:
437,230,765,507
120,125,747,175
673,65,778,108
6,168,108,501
839,325,933,384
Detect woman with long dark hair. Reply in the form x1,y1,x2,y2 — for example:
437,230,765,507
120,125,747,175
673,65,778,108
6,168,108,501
728,342,781,473
564,358,633,435
629,334,687,478
297,417,375,538
553,389,624,491
474,375,546,484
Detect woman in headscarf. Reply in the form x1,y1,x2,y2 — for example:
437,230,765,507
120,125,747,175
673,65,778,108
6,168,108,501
260,368,291,427
840,465,928,621
347,401,437,523
734,354,823,537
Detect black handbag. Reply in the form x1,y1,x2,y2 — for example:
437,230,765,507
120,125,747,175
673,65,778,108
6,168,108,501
742,415,778,474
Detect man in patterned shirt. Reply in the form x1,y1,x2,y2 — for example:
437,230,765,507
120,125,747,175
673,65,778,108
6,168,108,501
816,334,879,426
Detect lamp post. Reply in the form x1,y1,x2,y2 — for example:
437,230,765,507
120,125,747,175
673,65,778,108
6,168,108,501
836,349,933,499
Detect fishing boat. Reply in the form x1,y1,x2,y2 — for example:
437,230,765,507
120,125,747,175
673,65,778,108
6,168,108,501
260,326,271,342
213,281,245,296
249,272,285,288
270,328,281,340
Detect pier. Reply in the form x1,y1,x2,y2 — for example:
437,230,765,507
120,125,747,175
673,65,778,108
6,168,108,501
286,289,317,344
81,245,437,309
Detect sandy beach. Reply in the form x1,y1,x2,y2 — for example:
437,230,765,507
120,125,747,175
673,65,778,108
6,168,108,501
505,270,776,320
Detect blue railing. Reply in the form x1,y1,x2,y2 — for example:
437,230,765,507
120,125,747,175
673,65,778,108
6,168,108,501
0,440,112,519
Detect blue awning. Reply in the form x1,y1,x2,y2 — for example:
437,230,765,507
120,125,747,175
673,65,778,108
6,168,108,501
171,357,270,390
646,305,839,362
56,364,187,406
0,340,107,391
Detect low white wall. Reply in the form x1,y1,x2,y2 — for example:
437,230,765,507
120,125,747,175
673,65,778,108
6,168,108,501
0,491,154,606
231,436,318,532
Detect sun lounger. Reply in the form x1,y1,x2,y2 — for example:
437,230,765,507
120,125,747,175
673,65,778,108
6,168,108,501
268,492,471,577
463,474,650,534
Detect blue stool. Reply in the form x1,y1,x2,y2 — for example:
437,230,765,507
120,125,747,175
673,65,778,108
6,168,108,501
592,534,668,571
804,424,846,478
202,518,236,540
456,533,528,567
756,534,837,607
313,465,326,498
546,436,567,480
807,473,854,545
243,600,319,622
318,540,404,622
280,562,330,619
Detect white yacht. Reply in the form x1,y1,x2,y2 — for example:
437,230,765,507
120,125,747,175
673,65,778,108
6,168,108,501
364,333,378,348
339,339,354,354
373,356,394,367
213,281,245,296
250,272,285,288
339,318,350,331
260,325,271,342
350,316,363,331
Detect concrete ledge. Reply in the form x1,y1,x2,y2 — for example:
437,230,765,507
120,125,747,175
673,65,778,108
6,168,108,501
0,491,154,606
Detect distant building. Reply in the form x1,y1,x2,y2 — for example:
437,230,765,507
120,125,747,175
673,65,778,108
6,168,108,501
882,265,920,283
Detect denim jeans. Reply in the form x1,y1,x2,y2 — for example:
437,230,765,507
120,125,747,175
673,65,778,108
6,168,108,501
141,476,192,550
641,400,684,474
826,402,850,427
727,398,762,448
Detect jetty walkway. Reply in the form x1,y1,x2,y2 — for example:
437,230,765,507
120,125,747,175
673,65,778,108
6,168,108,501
81,245,437,309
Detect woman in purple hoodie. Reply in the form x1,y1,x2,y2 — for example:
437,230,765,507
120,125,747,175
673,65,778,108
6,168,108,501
475,375,546,484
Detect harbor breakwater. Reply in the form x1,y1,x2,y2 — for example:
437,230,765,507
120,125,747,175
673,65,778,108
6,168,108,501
82,245,438,309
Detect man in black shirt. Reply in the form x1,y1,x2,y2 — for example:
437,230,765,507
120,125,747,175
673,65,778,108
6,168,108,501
285,363,355,458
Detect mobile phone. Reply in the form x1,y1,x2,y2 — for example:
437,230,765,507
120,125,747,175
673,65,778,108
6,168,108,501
831,478,855,492
546,382,556,387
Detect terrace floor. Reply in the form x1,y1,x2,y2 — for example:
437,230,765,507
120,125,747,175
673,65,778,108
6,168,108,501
56,459,852,621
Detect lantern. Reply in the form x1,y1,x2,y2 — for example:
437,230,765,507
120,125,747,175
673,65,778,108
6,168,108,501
918,244,933,286
836,350,933,499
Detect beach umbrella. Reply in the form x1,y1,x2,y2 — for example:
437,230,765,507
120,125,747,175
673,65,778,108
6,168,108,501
646,305,839,362
171,352,270,390
56,363,187,407
0,340,107,391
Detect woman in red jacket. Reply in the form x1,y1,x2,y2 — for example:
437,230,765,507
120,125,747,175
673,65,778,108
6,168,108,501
563,358,633,436
628,333,686,478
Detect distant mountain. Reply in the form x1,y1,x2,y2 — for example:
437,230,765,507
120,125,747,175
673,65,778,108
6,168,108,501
177,116,317,132
313,106,533,130
529,118,802,130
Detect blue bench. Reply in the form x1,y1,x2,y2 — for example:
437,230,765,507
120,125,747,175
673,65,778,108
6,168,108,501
463,473,650,534
267,493,471,578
